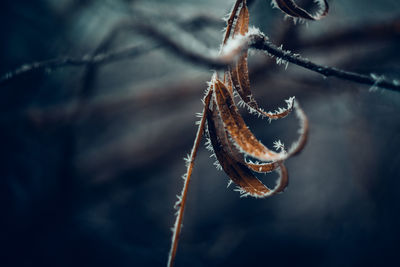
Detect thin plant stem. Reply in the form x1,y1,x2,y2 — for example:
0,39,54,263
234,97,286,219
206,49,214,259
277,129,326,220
167,90,212,267
168,2,243,265
249,34,400,92
0,44,158,86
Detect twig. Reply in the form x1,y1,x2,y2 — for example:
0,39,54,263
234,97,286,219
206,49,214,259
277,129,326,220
0,44,157,86
167,89,212,267
249,33,400,92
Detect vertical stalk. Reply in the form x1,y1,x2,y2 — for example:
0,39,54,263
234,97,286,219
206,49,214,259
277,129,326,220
168,1,243,266
167,91,212,267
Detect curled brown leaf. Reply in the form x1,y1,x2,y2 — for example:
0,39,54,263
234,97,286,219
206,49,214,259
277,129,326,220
207,78,308,196
230,3,295,121
207,0,309,194
271,0,329,21
206,99,288,197
213,78,285,162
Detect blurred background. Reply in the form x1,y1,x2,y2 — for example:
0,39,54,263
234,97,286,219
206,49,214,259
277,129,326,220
1,0,400,266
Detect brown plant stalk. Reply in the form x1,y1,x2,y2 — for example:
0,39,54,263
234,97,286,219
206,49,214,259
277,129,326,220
167,2,245,266
167,89,212,267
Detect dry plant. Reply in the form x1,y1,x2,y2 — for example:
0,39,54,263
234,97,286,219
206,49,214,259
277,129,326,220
168,1,328,266
1,1,400,266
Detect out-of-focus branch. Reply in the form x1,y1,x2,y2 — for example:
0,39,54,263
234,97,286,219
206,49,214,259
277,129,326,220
134,21,246,68
175,14,224,32
2,21,400,92
0,12,222,86
0,20,243,86
0,44,158,86
21,76,207,126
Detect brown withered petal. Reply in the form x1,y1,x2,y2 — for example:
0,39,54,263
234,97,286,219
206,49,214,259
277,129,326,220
272,0,329,21
206,103,288,197
213,79,285,162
